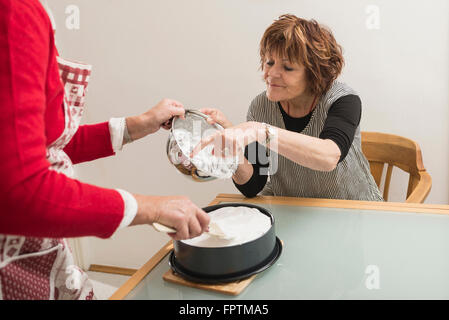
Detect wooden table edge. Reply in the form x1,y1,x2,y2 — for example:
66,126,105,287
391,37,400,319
214,194,449,214
110,194,449,299
109,198,223,300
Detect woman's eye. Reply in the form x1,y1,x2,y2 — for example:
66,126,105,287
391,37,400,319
266,61,274,66
284,66,293,71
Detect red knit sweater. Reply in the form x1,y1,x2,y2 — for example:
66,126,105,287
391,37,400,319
0,0,125,238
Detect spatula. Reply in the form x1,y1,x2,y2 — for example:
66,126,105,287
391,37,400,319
152,222,233,240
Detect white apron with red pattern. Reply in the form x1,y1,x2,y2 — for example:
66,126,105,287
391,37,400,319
0,57,96,300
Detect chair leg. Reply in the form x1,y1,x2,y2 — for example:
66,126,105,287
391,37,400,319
383,164,393,201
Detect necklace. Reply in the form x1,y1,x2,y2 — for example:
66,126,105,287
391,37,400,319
287,95,317,117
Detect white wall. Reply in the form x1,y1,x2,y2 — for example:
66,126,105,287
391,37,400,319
47,0,449,269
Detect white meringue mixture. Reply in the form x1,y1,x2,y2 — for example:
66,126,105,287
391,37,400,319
181,206,272,248
173,128,238,179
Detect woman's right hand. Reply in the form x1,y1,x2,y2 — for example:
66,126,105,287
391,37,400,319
130,195,210,240
199,108,233,129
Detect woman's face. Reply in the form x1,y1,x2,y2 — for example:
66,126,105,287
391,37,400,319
263,53,309,102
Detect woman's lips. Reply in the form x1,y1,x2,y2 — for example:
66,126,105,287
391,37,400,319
269,83,284,88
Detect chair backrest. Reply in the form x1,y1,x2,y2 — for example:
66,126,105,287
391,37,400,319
360,131,432,203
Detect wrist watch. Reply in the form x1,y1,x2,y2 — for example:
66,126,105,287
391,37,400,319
262,122,276,157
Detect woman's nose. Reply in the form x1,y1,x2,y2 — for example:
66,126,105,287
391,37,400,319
267,65,281,78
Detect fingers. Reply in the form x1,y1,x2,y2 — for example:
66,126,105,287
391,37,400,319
159,102,184,130
158,98,185,120
154,197,210,240
169,99,183,108
167,104,185,119
191,130,243,160
162,117,173,130
172,217,189,240
199,108,218,125
199,108,214,115
190,134,216,158
188,217,202,238
206,117,216,125
161,98,183,108
196,208,210,232
171,215,202,240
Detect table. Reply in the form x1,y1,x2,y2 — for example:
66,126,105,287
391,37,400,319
110,194,449,300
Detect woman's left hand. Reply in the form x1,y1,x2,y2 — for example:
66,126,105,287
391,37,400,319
190,121,264,160
126,99,185,141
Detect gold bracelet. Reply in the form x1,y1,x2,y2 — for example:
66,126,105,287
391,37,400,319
262,122,274,158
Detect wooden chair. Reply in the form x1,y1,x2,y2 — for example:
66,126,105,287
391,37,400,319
360,132,432,203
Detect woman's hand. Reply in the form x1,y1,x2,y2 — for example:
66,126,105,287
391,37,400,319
199,108,233,129
191,121,264,160
130,195,210,240
125,99,185,141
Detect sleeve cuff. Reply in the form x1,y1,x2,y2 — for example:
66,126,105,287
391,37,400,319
115,189,138,229
109,117,125,152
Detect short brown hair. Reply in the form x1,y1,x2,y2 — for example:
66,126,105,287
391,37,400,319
260,14,344,95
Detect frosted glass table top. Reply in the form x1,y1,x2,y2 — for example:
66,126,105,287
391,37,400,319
117,196,449,300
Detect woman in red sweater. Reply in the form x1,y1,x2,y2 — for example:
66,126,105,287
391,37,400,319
0,0,210,299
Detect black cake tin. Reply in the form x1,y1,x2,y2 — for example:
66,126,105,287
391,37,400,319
169,202,282,283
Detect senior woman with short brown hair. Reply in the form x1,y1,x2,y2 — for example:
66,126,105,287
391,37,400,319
194,14,382,201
